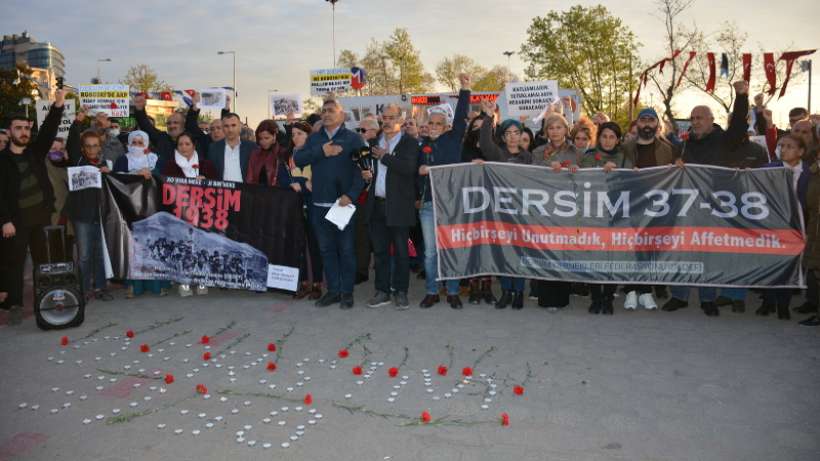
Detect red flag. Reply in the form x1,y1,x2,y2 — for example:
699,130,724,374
742,53,752,83
764,53,777,96
778,49,816,98
160,91,172,101
705,52,716,93
674,51,697,90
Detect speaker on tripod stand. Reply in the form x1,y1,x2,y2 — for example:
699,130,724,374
34,225,85,330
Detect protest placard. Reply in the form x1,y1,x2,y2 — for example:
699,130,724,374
338,95,408,122
503,80,559,120
198,88,227,111
79,84,130,117
310,68,352,95
68,166,102,191
266,265,300,292
270,93,303,119
36,99,75,138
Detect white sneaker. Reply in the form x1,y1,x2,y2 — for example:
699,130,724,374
196,285,208,296
624,291,638,310
179,284,193,297
639,293,657,310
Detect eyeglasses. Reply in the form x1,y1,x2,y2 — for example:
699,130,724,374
356,128,367,133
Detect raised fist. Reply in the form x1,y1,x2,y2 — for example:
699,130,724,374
733,80,749,96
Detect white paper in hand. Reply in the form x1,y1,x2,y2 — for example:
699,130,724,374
324,199,356,230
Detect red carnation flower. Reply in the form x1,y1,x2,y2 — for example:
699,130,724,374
500,412,510,426
560,160,571,168
140,343,150,353
338,348,349,359
388,367,399,378
352,366,363,375
60,336,69,346
304,393,313,405
462,367,473,377
202,352,211,361
513,385,525,396
200,335,210,345
164,374,175,385
191,164,199,169
594,153,602,161
421,410,432,424
437,365,448,376
196,384,208,394
126,330,135,339
266,361,277,372
267,343,276,352
422,145,433,154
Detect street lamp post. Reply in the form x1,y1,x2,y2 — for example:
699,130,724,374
326,0,339,66
502,51,515,67
96,58,111,83
217,51,237,113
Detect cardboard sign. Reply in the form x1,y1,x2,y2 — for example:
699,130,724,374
310,68,352,95
68,166,102,191
36,100,75,138
503,80,559,119
270,93,303,119
266,264,300,292
79,84,130,117
198,88,227,111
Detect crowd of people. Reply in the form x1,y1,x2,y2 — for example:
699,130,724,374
2,73,819,327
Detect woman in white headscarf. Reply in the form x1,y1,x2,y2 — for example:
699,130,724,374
113,130,159,179
113,130,169,298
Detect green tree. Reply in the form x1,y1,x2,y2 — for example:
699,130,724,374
436,54,486,92
337,49,359,68
520,4,640,126
121,64,171,93
384,28,434,94
473,65,519,92
0,65,38,125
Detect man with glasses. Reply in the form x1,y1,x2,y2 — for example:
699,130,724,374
417,74,472,309
294,98,366,309
133,93,188,171
361,104,419,310
357,118,380,142
0,89,66,324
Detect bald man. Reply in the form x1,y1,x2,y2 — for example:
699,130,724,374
665,80,751,317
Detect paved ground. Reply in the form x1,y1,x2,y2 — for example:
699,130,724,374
1,278,819,461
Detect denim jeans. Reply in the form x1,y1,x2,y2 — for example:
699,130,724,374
670,286,717,303
73,220,107,292
500,277,525,291
419,202,460,295
311,205,356,294
720,288,747,301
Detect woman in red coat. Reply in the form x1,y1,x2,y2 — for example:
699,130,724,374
161,132,217,180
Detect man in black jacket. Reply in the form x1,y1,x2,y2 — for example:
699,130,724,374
361,104,419,309
0,89,66,324
664,80,750,317
133,93,186,171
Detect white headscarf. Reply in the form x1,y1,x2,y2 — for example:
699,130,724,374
125,130,158,173
174,150,200,178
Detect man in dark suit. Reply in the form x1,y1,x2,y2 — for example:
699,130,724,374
361,104,418,310
207,112,255,182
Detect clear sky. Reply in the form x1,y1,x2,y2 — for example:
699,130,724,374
2,0,818,127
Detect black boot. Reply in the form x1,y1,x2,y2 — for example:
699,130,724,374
794,302,817,314
468,280,481,305
511,291,524,310
755,303,775,316
495,290,511,309
481,279,497,305
777,302,791,320
601,298,614,315
588,299,601,314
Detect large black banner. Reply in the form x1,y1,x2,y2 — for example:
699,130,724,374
101,174,305,290
430,163,805,288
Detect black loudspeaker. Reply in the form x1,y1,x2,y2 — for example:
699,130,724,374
34,226,85,330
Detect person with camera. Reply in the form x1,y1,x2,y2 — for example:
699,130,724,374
0,89,66,324
294,97,365,309
360,104,419,310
